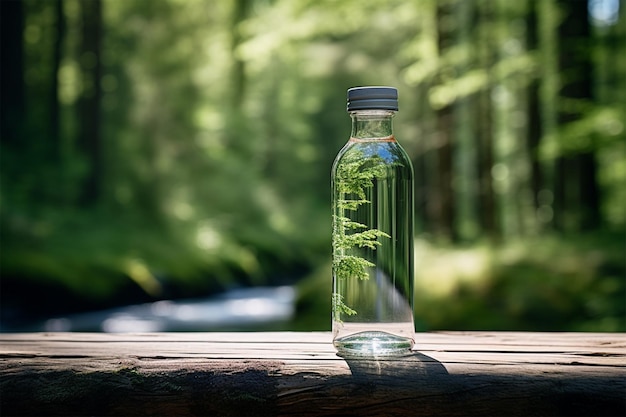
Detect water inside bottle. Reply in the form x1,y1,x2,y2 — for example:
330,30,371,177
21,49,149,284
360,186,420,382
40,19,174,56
332,136,415,355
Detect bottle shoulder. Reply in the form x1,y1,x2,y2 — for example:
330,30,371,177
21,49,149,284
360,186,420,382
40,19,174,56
333,136,413,166
332,136,413,180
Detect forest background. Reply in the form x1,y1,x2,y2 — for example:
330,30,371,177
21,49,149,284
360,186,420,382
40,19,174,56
1,0,624,332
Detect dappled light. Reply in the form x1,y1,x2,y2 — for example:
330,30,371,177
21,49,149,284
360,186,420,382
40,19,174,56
414,240,491,297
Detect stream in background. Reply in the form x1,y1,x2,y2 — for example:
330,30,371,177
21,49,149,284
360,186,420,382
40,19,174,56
3,286,296,333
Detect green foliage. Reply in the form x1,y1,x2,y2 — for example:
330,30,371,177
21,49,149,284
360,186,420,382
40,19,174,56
296,233,626,332
0,208,236,301
334,217,389,250
335,154,389,199
332,293,356,317
411,233,626,332
1,0,624,329
332,150,390,318
333,255,374,282
291,263,331,331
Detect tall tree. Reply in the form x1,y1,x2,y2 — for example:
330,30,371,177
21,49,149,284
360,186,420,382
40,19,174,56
77,0,103,205
475,0,498,240
50,0,66,163
537,0,560,230
434,0,457,241
412,82,430,236
1,0,25,149
555,0,601,230
225,0,252,161
408,0,438,237
454,0,479,241
526,0,544,230
230,0,250,110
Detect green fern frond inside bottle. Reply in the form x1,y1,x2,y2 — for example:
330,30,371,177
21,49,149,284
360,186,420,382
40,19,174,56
332,150,390,318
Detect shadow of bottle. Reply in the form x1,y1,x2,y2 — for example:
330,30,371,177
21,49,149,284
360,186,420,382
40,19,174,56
332,350,452,415
337,350,449,381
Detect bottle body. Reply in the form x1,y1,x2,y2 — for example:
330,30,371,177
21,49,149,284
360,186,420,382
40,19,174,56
331,109,415,356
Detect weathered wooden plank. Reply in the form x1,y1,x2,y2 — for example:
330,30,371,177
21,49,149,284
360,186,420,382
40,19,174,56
2,330,623,342
2,332,623,364
3,331,624,352
3,330,623,345
1,332,624,417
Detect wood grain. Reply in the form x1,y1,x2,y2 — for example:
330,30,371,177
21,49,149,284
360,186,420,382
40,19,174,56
1,332,624,416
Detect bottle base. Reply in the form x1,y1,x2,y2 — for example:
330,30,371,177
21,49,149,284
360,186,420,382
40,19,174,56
334,331,414,357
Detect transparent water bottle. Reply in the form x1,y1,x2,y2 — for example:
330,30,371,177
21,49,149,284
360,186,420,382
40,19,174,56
331,86,415,356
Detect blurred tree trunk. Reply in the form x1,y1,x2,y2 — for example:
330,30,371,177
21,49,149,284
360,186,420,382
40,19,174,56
78,0,103,206
230,0,250,110
475,0,498,240
537,0,559,230
454,0,479,241
412,0,438,237
555,0,600,230
526,0,543,228
226,0,251,159
50,0,65,163
0,0,25,148
413,109,428,235
434,0,457,242
578,152,601,230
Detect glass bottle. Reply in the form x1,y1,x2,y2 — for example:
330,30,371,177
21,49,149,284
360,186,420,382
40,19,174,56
331,86,415,356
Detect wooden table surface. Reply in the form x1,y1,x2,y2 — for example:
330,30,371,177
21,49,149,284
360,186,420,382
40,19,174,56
1,332,625,416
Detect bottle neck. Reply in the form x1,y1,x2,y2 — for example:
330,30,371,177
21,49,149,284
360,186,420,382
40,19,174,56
350,110,395,140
